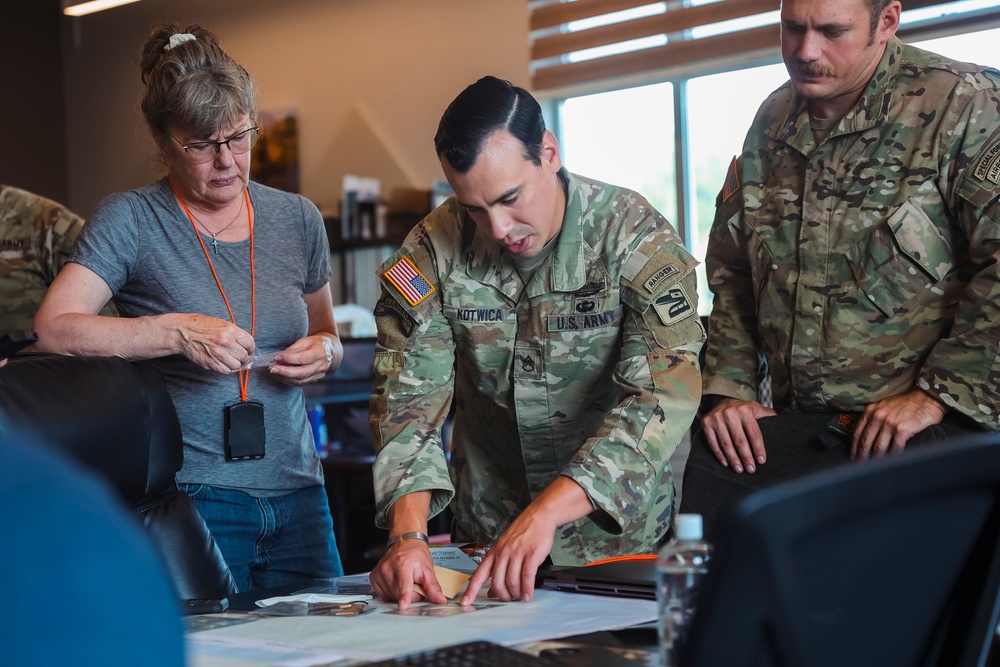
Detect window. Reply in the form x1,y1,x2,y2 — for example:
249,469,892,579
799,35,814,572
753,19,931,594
560,82,677,223
914,23,1000,60
554,18,1000,314
685,63,788,305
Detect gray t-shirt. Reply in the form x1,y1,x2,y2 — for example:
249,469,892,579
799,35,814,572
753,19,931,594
72,179,331,495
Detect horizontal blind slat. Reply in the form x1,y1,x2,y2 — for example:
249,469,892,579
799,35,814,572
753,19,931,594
533,22,781,91
531,0,661,32
532,0,778,62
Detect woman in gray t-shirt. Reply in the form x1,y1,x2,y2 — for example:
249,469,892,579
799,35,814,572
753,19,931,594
35,22,344,591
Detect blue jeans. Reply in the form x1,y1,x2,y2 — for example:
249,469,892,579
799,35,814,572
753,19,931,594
179,483,344,592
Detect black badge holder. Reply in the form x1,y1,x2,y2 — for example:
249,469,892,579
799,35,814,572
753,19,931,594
225,400,266,460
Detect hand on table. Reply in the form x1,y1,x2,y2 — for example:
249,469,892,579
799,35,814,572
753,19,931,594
460,508,556,605
370,539,448,611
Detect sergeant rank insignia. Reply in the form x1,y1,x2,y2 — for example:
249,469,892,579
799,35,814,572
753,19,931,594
385,256,435,306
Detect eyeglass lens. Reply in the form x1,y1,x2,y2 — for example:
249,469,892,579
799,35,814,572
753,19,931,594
186,127,258,162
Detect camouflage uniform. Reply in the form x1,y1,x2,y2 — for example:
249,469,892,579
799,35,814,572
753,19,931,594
370,169,704,565
704,39,1000,427
0,185,89,336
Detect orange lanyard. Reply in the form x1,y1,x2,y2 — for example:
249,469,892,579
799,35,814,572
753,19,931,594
170,181,256,402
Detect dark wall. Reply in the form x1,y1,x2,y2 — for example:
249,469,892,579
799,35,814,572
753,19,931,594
1,0,69,205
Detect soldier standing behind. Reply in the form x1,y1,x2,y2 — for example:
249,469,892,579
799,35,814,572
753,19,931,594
1,185,84,336
0,184,115,337
682,0,1000,534
369,76,704,609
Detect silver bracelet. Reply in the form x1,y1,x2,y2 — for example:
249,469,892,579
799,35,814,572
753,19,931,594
387,531,429,546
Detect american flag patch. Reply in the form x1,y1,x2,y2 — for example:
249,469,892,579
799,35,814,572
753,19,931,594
384,256,435,306
722,156,741,202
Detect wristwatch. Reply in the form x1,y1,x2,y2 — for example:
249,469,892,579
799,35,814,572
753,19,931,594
387,531,429,547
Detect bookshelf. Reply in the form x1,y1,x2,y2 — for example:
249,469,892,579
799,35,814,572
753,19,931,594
324,211,423,310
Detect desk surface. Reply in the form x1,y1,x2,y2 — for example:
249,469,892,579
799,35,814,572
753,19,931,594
184,586,658,666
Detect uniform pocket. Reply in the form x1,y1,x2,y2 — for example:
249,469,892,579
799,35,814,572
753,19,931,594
443,306,516,390
745,228,777,306
845,199,954,317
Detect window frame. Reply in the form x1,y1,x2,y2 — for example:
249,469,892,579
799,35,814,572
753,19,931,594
542,13,1000,253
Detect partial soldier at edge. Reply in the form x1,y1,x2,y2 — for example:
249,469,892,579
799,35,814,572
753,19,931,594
0,184,115,338
682,0,1000,536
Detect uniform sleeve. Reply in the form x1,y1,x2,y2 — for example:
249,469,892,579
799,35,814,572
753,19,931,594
369,233,457,528
44,202,85,284
918,100,1000,428
563,231,704,536
701,156,766,403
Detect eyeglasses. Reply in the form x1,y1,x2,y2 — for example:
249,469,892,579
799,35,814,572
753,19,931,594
170,126,260,164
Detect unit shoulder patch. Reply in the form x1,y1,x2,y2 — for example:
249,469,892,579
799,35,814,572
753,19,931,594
653,284,695,326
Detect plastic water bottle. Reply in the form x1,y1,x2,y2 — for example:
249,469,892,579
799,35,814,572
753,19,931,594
657,513,713,667
307,405,328,456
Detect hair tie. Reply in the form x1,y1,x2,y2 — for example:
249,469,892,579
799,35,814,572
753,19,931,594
164,33,196,52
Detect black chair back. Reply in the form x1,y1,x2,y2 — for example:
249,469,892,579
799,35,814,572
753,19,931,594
0,354,236,600
683,435,1000,667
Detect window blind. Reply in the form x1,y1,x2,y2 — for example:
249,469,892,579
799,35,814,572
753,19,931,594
530,0,1000,93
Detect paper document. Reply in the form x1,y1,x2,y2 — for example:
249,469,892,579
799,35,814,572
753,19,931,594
412,566,471,599
187,588,656,665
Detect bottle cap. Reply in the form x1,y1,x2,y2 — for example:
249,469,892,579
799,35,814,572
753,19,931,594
674,513,703,541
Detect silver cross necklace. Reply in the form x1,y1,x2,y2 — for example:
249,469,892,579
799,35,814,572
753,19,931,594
190,195,245,254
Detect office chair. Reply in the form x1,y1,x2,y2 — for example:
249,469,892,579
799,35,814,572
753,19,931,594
0,354,236,600
682,434,1000,667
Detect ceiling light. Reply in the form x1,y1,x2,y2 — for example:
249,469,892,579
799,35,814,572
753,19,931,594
63,0,142,17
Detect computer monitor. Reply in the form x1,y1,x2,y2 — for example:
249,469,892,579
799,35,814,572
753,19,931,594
681,434,1000,667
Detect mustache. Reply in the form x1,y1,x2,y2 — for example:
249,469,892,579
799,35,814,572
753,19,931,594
793,61,835,77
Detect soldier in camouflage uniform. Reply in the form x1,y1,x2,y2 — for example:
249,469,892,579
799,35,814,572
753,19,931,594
682,0,1000,527
0,185,89,337
369,76,704,609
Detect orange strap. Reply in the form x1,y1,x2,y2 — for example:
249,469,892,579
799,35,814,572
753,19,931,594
170,182,256,402
583,554,657,567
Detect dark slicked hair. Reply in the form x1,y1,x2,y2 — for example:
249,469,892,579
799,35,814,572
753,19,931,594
434,76,545,174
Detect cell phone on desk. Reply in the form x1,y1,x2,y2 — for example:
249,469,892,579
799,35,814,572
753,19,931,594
181,597,229,615
0,330,38,360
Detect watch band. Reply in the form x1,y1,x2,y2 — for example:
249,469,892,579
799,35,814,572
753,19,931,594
387,531,429,546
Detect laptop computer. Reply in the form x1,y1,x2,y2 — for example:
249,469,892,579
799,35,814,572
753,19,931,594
538,558,657,600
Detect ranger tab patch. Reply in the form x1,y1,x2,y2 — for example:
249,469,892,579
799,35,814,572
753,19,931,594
722,156,741,202
653,284,694,326
385,256,435,306
644,264,679,294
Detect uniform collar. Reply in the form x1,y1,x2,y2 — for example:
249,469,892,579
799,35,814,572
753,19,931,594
464,167,589,298
770,37,903,154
